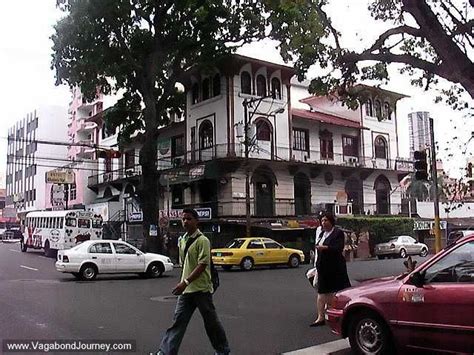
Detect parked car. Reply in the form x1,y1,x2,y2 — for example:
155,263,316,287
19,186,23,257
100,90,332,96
211,237,305,271
55,240,173,281
2,229,23,242
326,233,474,354
448,230,474,245
375,235,428,259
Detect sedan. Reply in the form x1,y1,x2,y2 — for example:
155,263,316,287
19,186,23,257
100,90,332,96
326,234,474,354
375,235,428,259
55,240,173,280
211,237,305,271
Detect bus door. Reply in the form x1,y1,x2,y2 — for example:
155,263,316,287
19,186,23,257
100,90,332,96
76,217,93,243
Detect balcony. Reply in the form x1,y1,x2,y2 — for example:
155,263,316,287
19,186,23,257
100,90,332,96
77,121,98,133
88,165,142,187
181,143,409,173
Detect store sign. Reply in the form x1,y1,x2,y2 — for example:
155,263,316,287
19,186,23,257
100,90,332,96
159,207,212,220
414,220,447,231
45,169,75,184
129,212,143,222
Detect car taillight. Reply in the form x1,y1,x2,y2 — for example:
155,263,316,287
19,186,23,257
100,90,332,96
63,256,69,263
390,244,395,249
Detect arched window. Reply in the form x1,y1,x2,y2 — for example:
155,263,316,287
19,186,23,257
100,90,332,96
383,102,391,120
365,99,373,116
271,77,281,99
199,120,213,149
256,120,271,141
241,71,251,95
374,136,387,159
202,78,210,101
374,100,382,119
192,83,199,104
256,75,267,97
213,73,221,97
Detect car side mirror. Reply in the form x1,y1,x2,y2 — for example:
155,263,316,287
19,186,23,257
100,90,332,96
409,271,425,287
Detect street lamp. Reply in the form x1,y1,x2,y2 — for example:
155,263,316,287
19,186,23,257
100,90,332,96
241,96,285,237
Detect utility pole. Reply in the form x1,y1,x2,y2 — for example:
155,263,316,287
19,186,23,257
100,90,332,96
243,102,252,238
429,117,442,253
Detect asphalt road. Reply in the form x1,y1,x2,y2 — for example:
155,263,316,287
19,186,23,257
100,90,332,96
0,242,427,354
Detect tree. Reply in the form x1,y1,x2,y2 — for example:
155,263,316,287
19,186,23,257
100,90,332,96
52,0,267,252
265,0,474,109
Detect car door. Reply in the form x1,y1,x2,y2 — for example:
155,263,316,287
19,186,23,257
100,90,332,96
263,239,287,264
112,242,145,272
396,240,474,353
88,242,116,273
245,239,266,265
401,236,415,255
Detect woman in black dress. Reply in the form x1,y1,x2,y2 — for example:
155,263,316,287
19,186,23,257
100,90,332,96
310,212,351,326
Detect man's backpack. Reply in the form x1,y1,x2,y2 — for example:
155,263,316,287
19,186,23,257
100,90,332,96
183,234,219,294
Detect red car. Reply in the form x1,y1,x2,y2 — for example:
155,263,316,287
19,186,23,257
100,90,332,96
326,234,474,354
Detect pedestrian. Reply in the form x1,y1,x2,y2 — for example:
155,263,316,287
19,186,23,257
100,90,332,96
157,208,230,355
310,212,351,327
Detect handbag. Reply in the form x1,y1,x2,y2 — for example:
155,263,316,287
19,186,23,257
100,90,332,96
306,267,318,288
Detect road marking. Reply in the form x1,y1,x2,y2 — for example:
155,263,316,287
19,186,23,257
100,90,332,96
9,249,21,253
20,265,39,271
282,339,350,355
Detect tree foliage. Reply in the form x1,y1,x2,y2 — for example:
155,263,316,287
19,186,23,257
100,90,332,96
265,0,474,108
52,0,268,251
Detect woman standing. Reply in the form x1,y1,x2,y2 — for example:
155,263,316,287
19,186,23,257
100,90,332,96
310,212,351,327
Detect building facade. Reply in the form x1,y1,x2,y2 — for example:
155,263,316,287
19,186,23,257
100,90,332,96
408,111,432,158
6,106,69,216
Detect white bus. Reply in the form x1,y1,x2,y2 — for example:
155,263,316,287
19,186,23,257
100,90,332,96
21,210,103,256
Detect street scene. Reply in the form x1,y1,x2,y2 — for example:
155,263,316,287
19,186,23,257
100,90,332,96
1,0,474,354
0,241,421,354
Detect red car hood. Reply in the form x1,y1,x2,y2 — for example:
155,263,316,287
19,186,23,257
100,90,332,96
338,275,403,299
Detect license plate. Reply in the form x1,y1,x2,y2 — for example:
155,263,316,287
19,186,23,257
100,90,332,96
216,252,221,257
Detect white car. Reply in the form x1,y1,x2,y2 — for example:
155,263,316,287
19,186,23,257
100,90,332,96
55,240,173,280
375,235,429,259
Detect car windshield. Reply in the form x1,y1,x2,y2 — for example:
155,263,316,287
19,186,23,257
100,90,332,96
388,237,399,243
225,239,245,248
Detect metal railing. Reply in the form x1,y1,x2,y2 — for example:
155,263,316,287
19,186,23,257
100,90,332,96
88,142,412,186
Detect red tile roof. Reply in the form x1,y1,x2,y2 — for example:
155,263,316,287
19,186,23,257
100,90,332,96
292,108,361,129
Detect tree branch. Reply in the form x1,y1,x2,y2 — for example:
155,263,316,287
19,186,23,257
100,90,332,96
367,25,423,53
314,2,341,51
342,51,442,76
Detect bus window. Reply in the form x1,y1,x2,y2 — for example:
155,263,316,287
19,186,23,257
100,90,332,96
59,218,64,229
92,219,102,229
66,217,76,227
78,218,91,229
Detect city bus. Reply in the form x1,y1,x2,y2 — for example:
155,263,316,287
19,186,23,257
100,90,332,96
21,210,103,256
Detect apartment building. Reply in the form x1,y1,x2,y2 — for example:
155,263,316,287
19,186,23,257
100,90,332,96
408,111,432,158
6,106,68,215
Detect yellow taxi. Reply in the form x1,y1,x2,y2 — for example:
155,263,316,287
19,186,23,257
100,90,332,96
211,237,305,271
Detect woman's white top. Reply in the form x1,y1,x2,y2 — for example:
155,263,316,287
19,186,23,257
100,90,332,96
314,227,334,266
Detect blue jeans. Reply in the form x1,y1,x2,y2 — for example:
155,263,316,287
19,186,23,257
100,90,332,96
159,291,230,355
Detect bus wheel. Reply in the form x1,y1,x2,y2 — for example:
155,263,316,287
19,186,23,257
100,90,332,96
20,240,27,252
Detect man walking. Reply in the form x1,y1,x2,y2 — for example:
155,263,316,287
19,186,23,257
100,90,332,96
157,208,230,355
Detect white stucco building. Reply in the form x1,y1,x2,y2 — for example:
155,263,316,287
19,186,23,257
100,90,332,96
6,106,69,215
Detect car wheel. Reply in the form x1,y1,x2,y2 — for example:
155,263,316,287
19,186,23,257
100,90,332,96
288,254,300,268
146,262,164,278
79,264,97,281
399,248,407,258
240,257,254,271
222,265,232,271
348,311,395,355
377,255,384,260
20,240,27,252
420,248,428,257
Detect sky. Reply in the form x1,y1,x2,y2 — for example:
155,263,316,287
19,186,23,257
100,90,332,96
0,0,472,188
